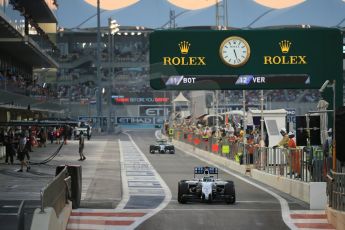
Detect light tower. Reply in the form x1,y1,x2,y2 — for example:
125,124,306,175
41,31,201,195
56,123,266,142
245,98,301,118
108,18,120,133
169,9,176,29
216,0,228,29
215,0,229,128
96,0,102,131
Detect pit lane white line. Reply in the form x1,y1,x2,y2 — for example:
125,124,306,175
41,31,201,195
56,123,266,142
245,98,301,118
157,131,297,230
116,140,130,210
168,199,293,204
116,132,172,229
161,208,281,212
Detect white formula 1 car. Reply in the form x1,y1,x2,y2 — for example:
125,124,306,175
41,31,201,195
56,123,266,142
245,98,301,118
149,139,175,154
178,166,236,204
74,122,92,140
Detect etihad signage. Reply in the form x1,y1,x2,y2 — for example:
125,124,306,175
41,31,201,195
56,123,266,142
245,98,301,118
116,117,164,125
139,105,171,117
117,117,155,124
163,41,206,66
264,40,307,65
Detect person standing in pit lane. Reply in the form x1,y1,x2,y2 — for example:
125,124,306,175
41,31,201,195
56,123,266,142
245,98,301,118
78,131,86,161
17,133,30,172
63,125,68,145
40,128,47,147
4,135,15,165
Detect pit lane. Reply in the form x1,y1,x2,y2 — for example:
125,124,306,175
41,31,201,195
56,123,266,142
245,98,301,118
120,129,308,230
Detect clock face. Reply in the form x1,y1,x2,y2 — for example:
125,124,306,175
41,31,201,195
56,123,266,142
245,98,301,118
219,36,251,67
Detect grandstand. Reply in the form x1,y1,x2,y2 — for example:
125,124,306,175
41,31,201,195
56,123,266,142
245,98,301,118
0,0,62,120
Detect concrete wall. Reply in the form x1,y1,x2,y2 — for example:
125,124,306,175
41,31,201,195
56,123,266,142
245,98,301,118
251,169,310,203
326,207,345,230
30,201,72,230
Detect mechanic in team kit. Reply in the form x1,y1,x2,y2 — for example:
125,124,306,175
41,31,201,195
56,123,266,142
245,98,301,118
274,128,289,149
288,131,300,178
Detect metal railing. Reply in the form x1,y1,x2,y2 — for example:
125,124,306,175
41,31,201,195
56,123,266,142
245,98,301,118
327,170,345,211
40,166,71,216
174,129,330,182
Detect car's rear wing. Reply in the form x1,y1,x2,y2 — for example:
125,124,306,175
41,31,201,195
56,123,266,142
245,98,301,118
156,139,168,142
194,166,218,178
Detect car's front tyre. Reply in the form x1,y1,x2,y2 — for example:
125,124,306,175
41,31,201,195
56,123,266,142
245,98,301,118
224,181,236,204
149,146,155,154
178,181,188,204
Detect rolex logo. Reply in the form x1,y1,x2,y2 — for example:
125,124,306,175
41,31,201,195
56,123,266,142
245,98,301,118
178,41,191,54
279,40,291,53
264,40,306,65
163,41,206,66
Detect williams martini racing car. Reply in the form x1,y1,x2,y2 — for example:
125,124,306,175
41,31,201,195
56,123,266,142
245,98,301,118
178,166,236,204
149,139,175,154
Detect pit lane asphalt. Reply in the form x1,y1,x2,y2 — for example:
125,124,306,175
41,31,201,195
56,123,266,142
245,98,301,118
123,130,308,230
0,135,122,230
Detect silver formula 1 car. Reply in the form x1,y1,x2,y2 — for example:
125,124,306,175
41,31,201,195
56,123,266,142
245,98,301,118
178,166,235,204
149,139,175,154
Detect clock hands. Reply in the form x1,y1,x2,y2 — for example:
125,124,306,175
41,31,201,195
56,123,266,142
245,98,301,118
233,49,238,60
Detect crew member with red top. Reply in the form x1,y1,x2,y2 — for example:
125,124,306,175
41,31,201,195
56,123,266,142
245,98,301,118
288,131,300,178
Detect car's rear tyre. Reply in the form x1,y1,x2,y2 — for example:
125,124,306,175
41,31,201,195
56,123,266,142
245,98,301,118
178,181,188,204
224,181,236,204
208,194,213,203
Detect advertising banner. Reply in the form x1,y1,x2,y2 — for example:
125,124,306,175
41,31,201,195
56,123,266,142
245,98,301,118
111,93,171,105
116,116,165,125
139,105,172,116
